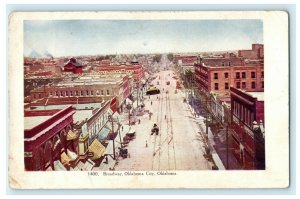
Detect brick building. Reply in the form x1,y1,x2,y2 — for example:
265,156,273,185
93,64,144,81
230,87,265,169
29,76,127,108
194,63,264,96
24,106,79,171
63,57,83,74
238,44,264,60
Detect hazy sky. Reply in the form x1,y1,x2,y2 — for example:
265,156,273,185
24,20,263,57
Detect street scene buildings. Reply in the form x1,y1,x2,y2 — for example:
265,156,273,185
23,20,265,171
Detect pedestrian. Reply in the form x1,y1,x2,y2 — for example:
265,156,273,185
165,115,166,119
138,119,140,124
151,101,152,105
121,125,123,131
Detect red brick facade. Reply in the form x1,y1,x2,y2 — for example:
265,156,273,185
24,106,78,171
230,87,265,169
194,64,264,96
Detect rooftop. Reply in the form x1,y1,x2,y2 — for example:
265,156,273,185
24,116,52,130
247,92,264,101
73,109,94,123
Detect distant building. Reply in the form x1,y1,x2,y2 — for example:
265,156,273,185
63,57,83,74
94,65,144,81
230,87,265,170
238,44,264,60
28,75,131,113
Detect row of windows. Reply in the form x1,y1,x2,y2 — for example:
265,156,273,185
49,89,110,97
213,71,264,80
214,81,264,90
233,101,254,127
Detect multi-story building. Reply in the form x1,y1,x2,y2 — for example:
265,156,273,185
194,63,264,96
24,106,79,171
230,87,265,170
29,76,127,108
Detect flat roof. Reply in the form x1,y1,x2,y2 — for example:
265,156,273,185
73,109,94,123
247,92,264,101
24,116,52,130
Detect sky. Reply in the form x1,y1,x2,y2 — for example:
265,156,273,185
24,20,263,57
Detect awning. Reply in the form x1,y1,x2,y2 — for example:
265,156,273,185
67,130,78,141
88,139,106,160
112,112,121,122
104,140,114,155
61,152,72,166
54,160,67,171
97,127,111,141
67,149,78,160
126,98,132,104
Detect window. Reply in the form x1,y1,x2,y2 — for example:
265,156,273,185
55,91,58,96
75,91,78,96
225,83,229,89
228,61,231,66
61,91,63,96
224,72,229,78
236,82,240,88
242,72,246,78
91,90,93,95
242,82,246,89
81,91,83,96
100,90,103,95
222,62,225,66
214,83,219,90
262,81,264,89
86,90,89,96
261,71,264,78
236,72,240,79
214,73,218,79
66,91,69,96
251,82,256,89
107,90,110,95
251,72,256,78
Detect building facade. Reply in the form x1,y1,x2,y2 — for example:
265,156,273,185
24,106,79,171
230,87,265,170
29,76,125,106
194,63,264,96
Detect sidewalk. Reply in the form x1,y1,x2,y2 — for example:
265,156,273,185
188,102,227,170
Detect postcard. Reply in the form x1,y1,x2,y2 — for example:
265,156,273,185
8,11,289,189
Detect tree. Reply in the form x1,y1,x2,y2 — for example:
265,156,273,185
96,56,105,61
153,54,162,63
167,53,174,62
